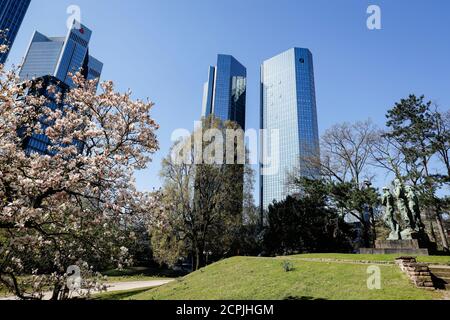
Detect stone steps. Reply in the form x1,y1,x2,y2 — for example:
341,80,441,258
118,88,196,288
432,272,450,278
428,266,450,279
396,258,435,289
432,278,450,290
442,278,450,284
429,266,450,290
432,276,450,284
432,274,450,281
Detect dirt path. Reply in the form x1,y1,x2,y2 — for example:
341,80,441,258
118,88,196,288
280,257,395,265
0,279,174,300
443,291,450,300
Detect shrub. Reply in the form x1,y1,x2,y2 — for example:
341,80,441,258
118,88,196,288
282,261,295,272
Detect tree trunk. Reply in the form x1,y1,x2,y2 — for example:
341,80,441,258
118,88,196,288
194,250,207,270
359,212,371,248
435,212,449,252
51,284,62,300
193,241,206,271
428,215,437,243
369,207,377,245
194,250,200,271
364,222,372,248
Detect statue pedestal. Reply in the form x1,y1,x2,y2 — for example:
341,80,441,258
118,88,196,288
360,240,429,256
376,240,420,249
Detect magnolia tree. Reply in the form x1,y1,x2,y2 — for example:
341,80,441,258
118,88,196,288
0,44,161,299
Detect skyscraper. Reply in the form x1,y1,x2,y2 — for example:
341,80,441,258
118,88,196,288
0,0,31,64
19,20,103,155
201,54,247,129
197,54,247,221
19,20,103,88
260,48,320,210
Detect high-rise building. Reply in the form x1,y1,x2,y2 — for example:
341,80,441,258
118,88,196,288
201,54,247,129
197,54,247,221
19,20,103,88
19,20,103,155
0,0,31,64
260,48,320,210
19,76,75,155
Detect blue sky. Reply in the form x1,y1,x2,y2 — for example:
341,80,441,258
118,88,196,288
6,0,450,200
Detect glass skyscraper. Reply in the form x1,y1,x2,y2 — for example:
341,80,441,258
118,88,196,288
202,54,247,129
19,20,103,88
260,48,320,210
19,20,103,155
0,0,31,64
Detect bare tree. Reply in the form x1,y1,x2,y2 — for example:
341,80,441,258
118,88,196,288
432,109,450,182
370,131,424,184
291,120,380,247
319,120,378,185
152,116,253,270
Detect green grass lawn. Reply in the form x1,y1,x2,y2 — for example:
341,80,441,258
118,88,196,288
95,256,447,300
287,253,450,265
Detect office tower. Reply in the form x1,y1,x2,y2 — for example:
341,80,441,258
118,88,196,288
20,76,74,155
260,48,320,210
197,54,247,221
201,54,247,129
19,20,103,88
19,20,102,154
0,0,31,64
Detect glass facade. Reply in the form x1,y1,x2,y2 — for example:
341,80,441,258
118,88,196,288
18,32,65,79
201,66,215,118
55,21,92,87
0,0,31,64
85,54,103,81
19,20,102,88
260,48,320,210
19,20,102,155
19,76,70,155
201,54,247,129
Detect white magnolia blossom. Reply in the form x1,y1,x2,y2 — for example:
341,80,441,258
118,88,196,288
0,52,163,299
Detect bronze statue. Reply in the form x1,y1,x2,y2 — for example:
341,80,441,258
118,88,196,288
381,187,400,240
393,179,416,239
405,185,425,232
377,180,427,243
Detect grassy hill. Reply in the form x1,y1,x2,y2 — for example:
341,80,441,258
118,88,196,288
96,254,449,300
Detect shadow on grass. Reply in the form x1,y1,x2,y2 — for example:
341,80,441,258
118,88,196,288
284,296,328,301
102,266,187,278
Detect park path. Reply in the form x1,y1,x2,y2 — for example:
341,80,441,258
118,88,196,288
443,291,450,300
0,279,174,300
278,257,395,265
